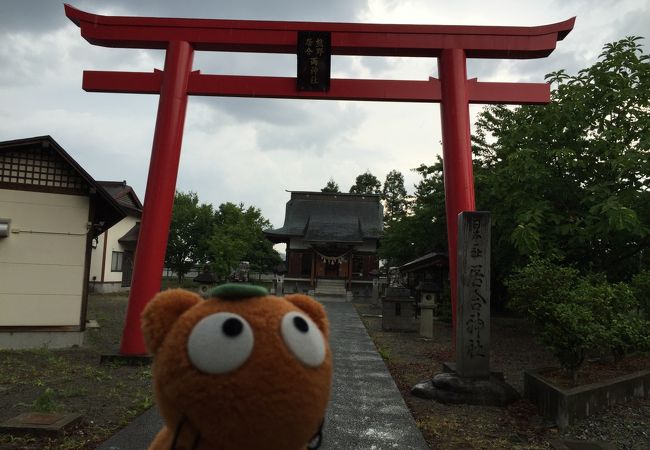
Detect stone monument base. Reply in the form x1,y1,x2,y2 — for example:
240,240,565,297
411,362,519,406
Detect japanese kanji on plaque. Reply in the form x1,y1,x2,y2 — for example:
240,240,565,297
297,31,331,91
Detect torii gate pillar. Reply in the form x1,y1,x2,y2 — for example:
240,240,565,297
120,42,194,354
439,49,476,315
65,4,574,356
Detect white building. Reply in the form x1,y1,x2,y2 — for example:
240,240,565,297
89,181,142,293
0,136,125,349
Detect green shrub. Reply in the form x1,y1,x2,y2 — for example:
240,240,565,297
507,257,580,320
606,315,650,363
537,302,603,382
631,269,650,319
507,258,650,382
582,280,648,362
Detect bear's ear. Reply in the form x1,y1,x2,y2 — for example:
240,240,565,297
284,294,329,339
141,289,202,355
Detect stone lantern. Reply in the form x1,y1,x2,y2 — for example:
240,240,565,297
193,268,219,297
273,262,287,295
369,269,380,304
417,281,442,338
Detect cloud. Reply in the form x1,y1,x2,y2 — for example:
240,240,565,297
69,0,367,23
0,1,68,32
2,0,650,231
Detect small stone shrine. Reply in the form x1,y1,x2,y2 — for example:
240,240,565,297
381,267,417,331
411,211,519,406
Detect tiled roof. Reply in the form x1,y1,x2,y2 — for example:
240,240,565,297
400,252,448,272
97,181,142,217
265,191,383,243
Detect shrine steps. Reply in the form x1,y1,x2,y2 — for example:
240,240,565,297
315,279,347,297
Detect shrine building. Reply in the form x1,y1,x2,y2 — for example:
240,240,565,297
264,191,382,295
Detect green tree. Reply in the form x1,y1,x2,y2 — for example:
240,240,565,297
381,169,409,223
384,37,650,299
349,170,381,194
473,36,650,288
321,177,340,193
208,202,281,278
165,191,214,281
379,160,447,267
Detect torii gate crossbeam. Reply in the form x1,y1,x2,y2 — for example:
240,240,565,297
65,4,573,356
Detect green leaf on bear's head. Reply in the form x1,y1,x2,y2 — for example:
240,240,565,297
208,283,268,300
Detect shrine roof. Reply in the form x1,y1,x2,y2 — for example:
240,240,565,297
401,252,449,273
264,191,383,244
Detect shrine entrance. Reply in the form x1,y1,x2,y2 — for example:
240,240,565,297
65,5,574,355
324,261,340,278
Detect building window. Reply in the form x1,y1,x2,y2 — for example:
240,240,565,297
111,251,124,272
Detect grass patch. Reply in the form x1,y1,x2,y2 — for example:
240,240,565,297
32,388,59,413
377,345,391,361
0,293,154,450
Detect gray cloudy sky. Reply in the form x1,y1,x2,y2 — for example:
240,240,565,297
1,0,649,230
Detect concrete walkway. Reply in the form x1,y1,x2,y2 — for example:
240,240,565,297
98,298,429,450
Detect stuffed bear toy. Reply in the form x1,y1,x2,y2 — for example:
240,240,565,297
141,284,332,450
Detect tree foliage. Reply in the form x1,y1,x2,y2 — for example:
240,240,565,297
321,177,341,193
208,202,281,278
349,170,381,194
165,192,281,281
165,191,214,281
378,160,447,267
381,169,409,223
631,269,650,318
473,36,650,285
378,37,650,317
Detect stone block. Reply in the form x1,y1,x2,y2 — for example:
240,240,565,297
381,296,416,331
524,367,650,429
0,412,82,435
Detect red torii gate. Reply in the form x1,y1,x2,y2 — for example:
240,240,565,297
65,4,574,356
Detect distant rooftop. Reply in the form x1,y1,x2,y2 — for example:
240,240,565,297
97,180,142,217
265,191,383,244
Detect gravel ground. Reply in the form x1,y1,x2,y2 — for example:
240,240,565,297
354,302,650,450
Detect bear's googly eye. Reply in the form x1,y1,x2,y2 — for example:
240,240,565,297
281,311,326,367
187,312,253,374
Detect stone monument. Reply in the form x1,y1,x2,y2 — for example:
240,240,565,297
411,212,519,406
456,211,490,378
